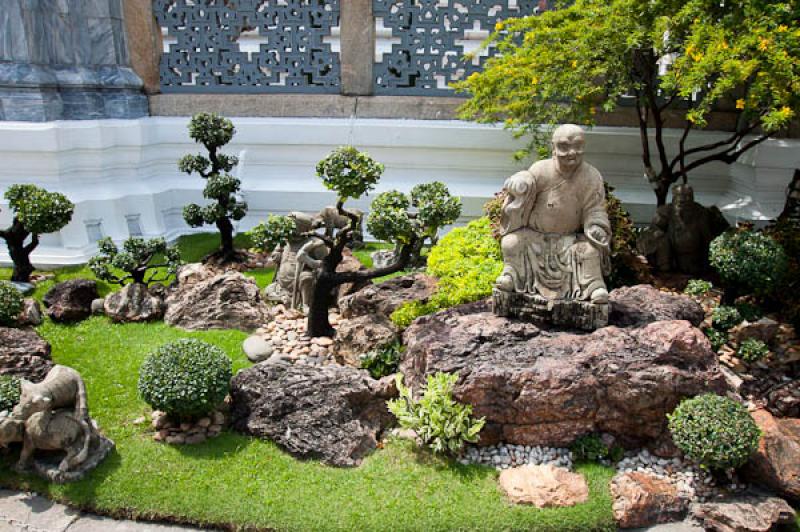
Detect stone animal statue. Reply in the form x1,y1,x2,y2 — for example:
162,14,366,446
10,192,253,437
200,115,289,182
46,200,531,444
0,408,93,473
10,365,91,470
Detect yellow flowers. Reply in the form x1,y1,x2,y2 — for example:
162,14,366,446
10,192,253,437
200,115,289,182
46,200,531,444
736,99,745,110
571,60,578,68
778,106,793,119
686,44,703,62
531,76,539,86
495,21,505,32
758,37,770,51
777,25,788,32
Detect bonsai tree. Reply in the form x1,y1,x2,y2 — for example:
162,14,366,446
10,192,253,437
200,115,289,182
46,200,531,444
254,146,460,337
456,0,799,205
88,236,182,286
0,184,74,282
179,113,247,262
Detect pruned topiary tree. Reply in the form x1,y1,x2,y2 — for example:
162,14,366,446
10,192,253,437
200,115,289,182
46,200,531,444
88,236,182,286
0,184,74,282
179,113,247,263
254,146,461,337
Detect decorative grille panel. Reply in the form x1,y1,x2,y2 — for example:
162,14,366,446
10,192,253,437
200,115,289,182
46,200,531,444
153,0,341,93
373,0,549,96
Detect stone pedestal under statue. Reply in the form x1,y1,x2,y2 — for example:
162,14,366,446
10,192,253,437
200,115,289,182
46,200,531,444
0,0,147,121
492,124,611,330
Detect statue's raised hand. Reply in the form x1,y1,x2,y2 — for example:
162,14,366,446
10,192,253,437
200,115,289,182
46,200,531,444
503,171,534,197
587,225,609,246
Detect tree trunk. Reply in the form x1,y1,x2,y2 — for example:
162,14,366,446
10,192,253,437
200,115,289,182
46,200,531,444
216,216,236,260
306,270,338,338
3,222,35,282
655,181,670,207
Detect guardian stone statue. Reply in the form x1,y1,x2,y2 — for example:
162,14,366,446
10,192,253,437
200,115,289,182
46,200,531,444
492,125,611,329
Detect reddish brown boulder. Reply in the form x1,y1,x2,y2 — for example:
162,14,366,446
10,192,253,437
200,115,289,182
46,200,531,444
339,273,438,319
611,472,688,528
0,327,53,382
609,284,705,328
401,301,726,447
690,495,796,532
742,409,800,502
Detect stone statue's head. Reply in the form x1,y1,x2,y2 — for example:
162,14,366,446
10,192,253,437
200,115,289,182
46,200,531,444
671,184,695,209
551,124,585,176
288,211,316,234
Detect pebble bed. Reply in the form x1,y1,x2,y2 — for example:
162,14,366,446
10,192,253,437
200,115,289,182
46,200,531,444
252,305,338,366
459,444,574,470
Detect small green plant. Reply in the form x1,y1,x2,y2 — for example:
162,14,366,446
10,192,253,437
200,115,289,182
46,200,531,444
391,217,503,328
0,281,23,327
570,434,609,463
738,338,770,363
0,375,21,412
248,215,297,253
667,394,760,471
387,372,485,455
138,339,232,420
704,328,729,352
712,306,743,331
684,279,713,297
710,229,789,302
88,237,181,286
360,341,403,379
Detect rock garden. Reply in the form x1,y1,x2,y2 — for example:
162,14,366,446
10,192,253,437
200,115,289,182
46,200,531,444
1,2,799,528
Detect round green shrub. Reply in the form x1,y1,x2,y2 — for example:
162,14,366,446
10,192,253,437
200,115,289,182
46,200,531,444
667,394,760,470
704,328,729,352
0,375,21,412
711,305,743,331
0,281,23,326
738,338,770,363
138,339,232,419
710,229,789,298
684,279,713,297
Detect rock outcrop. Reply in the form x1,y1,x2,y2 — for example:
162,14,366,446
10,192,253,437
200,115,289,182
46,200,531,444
104,283,165,323
690,495,796,532
611,472,688,528
0,327,52,382
230,359,396,467
742,409,800,502
42,279,98,323
332,314,398,367
339,273,437,319
401,301,726,447
609,284,705,328
17,299,42,327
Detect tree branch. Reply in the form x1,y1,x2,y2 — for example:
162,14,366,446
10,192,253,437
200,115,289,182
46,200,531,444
23,234,39,253
681,133,770,175
328,242,414,284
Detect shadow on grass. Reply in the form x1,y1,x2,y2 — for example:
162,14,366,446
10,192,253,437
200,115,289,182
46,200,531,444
406,439,496,481
172,431,252,461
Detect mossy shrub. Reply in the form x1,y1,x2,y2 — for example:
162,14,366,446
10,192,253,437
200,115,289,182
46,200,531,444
710,229,789,298
667,394,760,470
0,281,23,327
711,305,743,331
138,339,232,420
704,328,729,352
684,279,713,297
0,375,21,412
738,338,770,363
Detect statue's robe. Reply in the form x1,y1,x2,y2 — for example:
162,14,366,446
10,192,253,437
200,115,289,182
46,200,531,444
499,160,611,301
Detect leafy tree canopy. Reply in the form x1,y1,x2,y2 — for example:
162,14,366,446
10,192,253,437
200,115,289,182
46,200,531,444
4,184,74,235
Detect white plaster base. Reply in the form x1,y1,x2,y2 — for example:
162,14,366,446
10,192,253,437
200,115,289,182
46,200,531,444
0,117,797,266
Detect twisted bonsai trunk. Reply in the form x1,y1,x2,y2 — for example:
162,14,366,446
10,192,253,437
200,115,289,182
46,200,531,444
1,219,38,283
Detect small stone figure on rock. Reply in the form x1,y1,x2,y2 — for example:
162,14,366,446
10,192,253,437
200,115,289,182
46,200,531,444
0,365,113,483
637,183,729,274
492,124,611,330
264,212,328,312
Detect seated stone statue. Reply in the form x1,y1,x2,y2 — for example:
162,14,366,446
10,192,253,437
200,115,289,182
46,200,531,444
264,212,328,312
493,124,611,330
637,184,729,275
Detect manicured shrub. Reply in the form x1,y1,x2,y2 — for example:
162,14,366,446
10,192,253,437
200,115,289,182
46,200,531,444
684,279,713,297
391,217,502,328
0,281,23,326
248,215,297,253
359,341,403,379
738,338,770,363
704,328,729,352
88,237,181,286
138,339,232,420
712,306,743,332
388,372,485,455
710,229,789,300
0,375,21,412
667,394,760,470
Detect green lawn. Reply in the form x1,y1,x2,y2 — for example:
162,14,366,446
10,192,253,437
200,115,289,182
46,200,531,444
0,234,616,531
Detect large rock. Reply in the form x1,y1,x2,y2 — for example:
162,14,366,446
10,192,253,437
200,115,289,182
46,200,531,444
690,495,796,532
609,284,705,327
611,472,688,528
742,409,800,502
401,301,726,447
42,279,98,323
498,464,589,507
165,264,269,331
230,359,396,467
104,283,165,323
16,298,42,327
332,314,398,367
339,273,438,319
0,327,53,382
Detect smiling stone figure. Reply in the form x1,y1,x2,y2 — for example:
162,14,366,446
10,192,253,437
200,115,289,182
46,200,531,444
493,124,612,329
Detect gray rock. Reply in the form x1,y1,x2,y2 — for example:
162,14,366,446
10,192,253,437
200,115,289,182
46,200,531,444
43,279,98,323
230,360,397,467
91,298,106,315
401,300,726,448
9,282,34,296
103,283,164,323
0,327,53,382
690,494,796,532
243,335,274,363
332,313,398,367
17,298,42,327
338,273,438,319
609,285,705,328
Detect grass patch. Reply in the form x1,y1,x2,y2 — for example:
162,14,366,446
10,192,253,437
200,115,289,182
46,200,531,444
0,234,617,531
